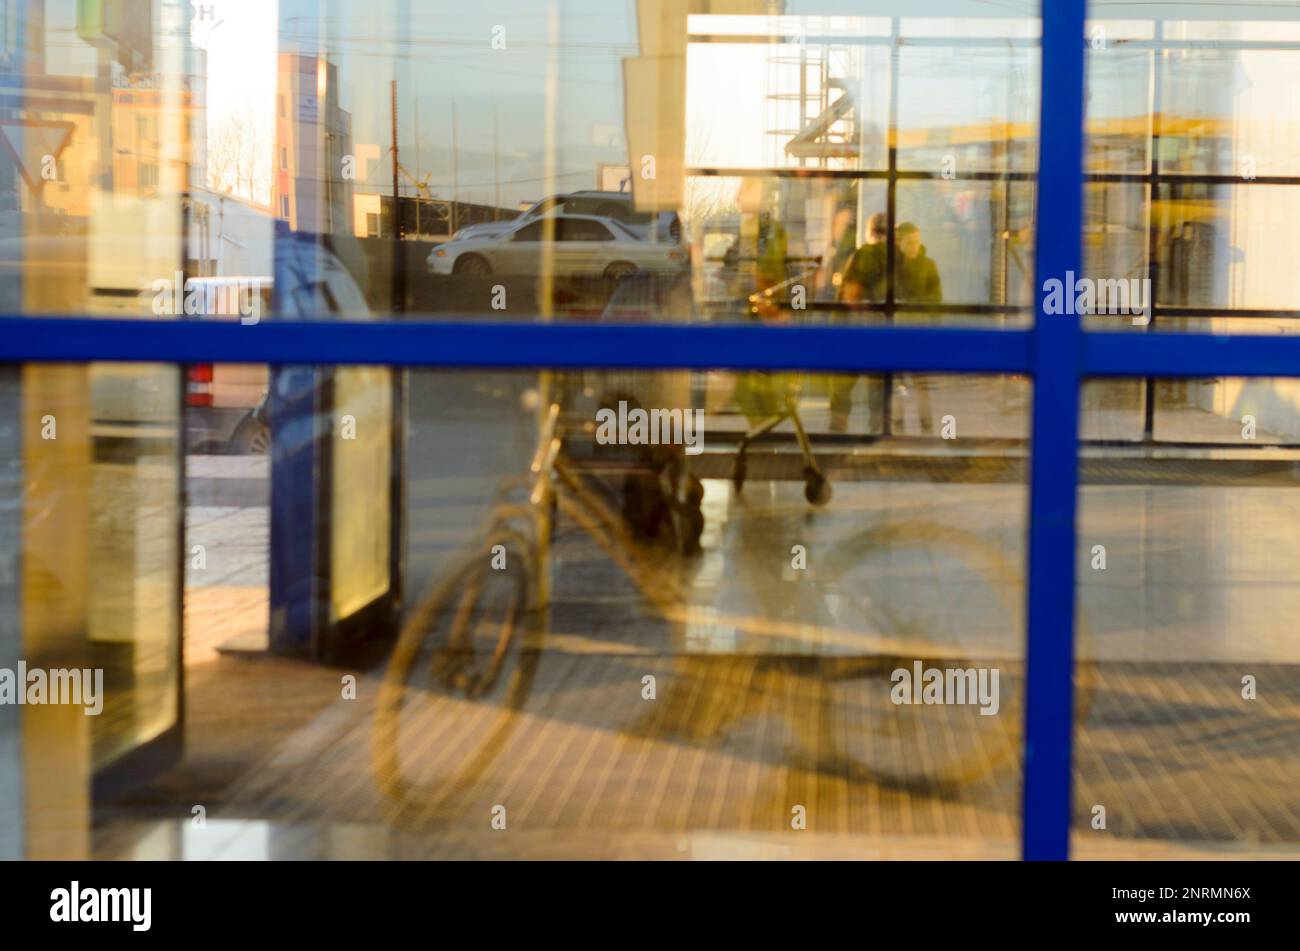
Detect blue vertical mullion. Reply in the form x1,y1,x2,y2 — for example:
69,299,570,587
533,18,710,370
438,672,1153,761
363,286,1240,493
1022,0,1087,860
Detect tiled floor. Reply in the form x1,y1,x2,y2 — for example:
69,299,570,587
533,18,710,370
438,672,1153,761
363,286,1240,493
120,380,1300,859
100,468,1300,859
97,642,1300,857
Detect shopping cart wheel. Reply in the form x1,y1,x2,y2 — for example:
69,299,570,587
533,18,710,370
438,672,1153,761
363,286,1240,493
803,468,832,506
672,475,705,555
683,473,704,507
731,456,747,492
672,505,704,555
622,469,667,538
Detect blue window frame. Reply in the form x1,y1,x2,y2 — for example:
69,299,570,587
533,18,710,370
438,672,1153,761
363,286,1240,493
5,0,1300,859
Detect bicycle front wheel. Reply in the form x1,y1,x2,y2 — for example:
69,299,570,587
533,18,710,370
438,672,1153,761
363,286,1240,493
373,527,541,822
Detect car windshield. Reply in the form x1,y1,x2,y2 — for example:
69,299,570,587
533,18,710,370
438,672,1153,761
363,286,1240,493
524,197,563,219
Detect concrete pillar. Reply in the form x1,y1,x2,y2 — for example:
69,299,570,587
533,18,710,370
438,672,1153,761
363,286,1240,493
18,364,93,860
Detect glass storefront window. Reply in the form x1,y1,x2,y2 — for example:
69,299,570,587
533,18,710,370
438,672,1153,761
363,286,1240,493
1,0,1299,864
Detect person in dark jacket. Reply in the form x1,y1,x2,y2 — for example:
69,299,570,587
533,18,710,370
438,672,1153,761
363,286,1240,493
893,221,940,433
828,212,888,432
816,204,859,301
839,212,889,304
894,221,942,303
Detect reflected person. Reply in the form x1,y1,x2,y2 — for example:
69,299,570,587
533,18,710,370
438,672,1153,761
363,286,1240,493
894,221,942,304
893,221,941,433
730,177,796,425
828,212,888,433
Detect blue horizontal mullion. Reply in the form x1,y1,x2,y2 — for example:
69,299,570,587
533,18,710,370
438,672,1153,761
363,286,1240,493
1083,331,1300,378
10,319,1300,380
0,318,1035,375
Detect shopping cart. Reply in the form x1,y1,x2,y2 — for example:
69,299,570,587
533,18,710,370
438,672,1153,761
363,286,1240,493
728,270,833,506
553,270,705,554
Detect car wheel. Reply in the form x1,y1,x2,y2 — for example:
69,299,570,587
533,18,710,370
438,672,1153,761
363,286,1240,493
453,253,492,276
229,414,270,455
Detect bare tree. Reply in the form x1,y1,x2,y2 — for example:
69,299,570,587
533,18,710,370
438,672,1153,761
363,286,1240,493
207,112,271,204
682,121,741,232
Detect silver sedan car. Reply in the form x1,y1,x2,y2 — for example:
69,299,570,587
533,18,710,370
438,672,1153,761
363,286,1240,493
428,213,687,280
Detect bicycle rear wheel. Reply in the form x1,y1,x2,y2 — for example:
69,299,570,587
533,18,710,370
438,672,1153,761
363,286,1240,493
809,520,1094,790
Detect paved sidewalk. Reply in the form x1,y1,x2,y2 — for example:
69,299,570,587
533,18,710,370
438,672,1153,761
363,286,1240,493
185,455,269,663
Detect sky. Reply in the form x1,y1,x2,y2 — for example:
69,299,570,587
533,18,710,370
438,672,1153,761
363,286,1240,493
201,0,640,209
192,0,1300,216
196,0,279,199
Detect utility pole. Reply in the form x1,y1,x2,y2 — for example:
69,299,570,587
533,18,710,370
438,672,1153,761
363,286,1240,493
391,79,402,240
390,77,406,313
414,98,420,236
450,100,459,235
492,102,501,220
